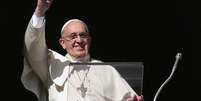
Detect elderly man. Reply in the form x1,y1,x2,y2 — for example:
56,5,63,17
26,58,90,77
21,0,144,101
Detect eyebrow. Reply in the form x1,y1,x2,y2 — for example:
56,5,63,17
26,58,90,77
70,32,88,35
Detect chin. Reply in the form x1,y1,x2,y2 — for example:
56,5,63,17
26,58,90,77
74,51,87,58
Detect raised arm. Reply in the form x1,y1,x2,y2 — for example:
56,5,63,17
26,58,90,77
24,0,54,84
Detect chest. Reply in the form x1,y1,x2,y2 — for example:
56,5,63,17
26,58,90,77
48,68,107,101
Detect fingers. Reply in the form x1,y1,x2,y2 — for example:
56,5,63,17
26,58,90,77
133,95,144,101
126,97,134,101
34,0,53,16
37,0,53,6
39,0,53,3
46,0,53,4
137,95,144,101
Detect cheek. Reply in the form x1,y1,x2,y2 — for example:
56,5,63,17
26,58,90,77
65,43,74,51
86,39,91,47
86,42,91,49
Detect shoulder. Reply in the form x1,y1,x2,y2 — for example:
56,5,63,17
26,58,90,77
90,58,119,74
47,49,71,86
91,58,103,63
48,49,69,62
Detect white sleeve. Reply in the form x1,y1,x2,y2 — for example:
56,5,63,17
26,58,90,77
24,16,49,85
32,14,45,28
22,16,49,101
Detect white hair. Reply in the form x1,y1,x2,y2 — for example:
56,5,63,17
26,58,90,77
61,19,89,36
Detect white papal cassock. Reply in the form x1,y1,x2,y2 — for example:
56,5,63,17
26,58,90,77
21,15,137,101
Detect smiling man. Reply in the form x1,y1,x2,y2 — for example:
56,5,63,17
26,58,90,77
21,0,144,101
59,19,91,60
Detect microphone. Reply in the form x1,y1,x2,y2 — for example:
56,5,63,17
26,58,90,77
153,53,182,101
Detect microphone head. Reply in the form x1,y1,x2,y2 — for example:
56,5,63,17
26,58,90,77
176,53,182,60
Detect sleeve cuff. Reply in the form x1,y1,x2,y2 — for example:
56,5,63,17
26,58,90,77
32,14,45,28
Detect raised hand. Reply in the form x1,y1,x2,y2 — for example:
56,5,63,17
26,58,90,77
127,95,144,101
34,0,54,16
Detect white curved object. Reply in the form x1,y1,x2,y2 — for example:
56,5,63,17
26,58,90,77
153,53,182,101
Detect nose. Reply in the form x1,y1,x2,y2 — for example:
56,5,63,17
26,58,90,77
75,35,83,42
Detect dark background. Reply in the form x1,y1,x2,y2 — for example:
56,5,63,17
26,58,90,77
2,0,198,101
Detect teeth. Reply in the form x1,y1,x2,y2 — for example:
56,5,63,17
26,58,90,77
74,46,83,49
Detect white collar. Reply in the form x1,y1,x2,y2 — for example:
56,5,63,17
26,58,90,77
49,50,93,87
65,54,90,62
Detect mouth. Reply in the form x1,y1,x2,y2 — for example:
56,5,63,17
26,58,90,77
73,45,84,50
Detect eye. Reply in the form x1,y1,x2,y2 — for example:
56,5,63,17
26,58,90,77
69,33,77,39
79,32,89,38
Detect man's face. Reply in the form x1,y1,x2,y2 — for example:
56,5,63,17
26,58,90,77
59,21,91,59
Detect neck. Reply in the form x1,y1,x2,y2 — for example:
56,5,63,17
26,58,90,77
66,54,90,62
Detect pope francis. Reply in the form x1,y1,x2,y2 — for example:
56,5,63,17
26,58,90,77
21,0,144,101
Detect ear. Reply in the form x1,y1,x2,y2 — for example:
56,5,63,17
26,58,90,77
59,38,66,49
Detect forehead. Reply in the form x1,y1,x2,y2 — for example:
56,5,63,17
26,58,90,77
63,21,87,34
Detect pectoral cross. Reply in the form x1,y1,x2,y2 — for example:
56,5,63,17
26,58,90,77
77,83,87,98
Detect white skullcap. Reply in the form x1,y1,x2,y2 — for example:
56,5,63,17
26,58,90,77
61,19,89,36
